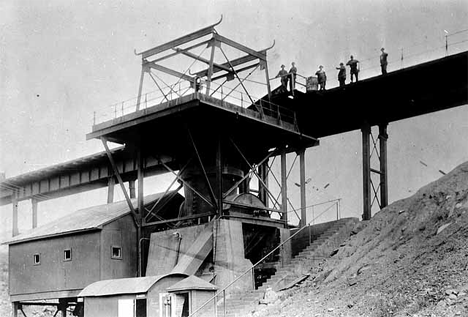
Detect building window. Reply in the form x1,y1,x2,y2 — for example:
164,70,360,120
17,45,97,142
33,253,40,265
111,246,122,259
64,249,72,261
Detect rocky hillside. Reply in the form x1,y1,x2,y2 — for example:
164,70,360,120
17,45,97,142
250,161,468,316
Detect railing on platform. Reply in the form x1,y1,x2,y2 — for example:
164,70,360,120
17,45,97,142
187,202,342,317
92,78,299,131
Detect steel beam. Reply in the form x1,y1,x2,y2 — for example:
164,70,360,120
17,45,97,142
193,52,265,78
214,34,267,61
379,123,389,208
147,63,195,83
361,123,372,220
136,16,222,59
135,67,146,111
299,148,307,227
205,39,217,95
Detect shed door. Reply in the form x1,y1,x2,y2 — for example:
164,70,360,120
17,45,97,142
118,298,134,317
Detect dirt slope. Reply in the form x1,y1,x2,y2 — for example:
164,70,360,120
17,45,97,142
251,161,468,317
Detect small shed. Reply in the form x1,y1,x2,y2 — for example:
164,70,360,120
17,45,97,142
166,275,218,317
79,273,188,317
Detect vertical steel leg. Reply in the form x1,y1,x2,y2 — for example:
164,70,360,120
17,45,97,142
379,123,389,208
31,198,38,229
362,123,372,220
299,148,306,227
280,149,288,224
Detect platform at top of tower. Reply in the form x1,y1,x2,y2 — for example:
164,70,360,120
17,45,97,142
87,92,319,154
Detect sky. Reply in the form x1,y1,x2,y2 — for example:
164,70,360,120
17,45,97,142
1,0,468,236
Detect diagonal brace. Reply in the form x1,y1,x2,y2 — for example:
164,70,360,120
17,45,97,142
102,138,140,226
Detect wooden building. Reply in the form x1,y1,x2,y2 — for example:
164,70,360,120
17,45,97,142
4,192,183,308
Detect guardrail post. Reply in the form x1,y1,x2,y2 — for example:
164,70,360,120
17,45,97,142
145,93,148,109
114,104,117,119
223,290,226,317
93,111,96,125
121,101,124,116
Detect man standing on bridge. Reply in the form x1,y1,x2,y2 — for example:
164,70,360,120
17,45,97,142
315,65,327,91
336,62,346,87
289,62,297,89
380,48,388,74
276,64,289,90
346,55,360,82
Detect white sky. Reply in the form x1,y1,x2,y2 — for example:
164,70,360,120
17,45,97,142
1,0,468,235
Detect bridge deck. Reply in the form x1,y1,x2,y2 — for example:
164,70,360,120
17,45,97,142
267,51,468,138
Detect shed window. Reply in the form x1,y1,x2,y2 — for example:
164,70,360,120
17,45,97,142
33,253,40,265
111,246,122,259
64,249,72,261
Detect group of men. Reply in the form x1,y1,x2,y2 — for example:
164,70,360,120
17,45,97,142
276,48,389,91
276,62,297,90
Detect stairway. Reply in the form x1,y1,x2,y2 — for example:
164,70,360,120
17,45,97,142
218,218,358,317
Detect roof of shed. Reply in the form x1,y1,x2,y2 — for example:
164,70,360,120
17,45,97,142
167,275,218,292
4,191,182,245
79,273,188,297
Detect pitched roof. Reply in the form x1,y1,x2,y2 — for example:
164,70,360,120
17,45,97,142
4,191,182,245
79,273,188,297
167,275,218,292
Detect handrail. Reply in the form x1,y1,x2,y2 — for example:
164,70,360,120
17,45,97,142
188,200,341,317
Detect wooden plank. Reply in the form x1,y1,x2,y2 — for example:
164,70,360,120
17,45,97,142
223,199,284,214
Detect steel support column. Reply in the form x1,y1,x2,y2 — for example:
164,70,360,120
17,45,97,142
31,198,38,229
137,147,144,277
361,123,372,220
216,134,223,215
379,123,389,208
129,179,136,199
107,177,115,203
299,148,307,227
280,149,288,225
12,192,18,237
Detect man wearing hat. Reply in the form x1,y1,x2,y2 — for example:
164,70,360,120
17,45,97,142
336,62,346,87
276,64,289,89
315,65,327,91
380,48,388,74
